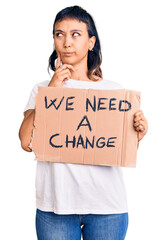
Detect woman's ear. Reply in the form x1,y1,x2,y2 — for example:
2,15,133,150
89,36,96,50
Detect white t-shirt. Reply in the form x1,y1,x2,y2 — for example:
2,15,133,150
23,78,128,214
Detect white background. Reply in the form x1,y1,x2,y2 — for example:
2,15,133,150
0,0,166,239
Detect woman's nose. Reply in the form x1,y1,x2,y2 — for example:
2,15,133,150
63,35,72,48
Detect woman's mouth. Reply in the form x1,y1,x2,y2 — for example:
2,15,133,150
63,52,74,56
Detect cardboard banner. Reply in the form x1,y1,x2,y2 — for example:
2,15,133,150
30,86,141,167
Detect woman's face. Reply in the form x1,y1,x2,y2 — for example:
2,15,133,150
53,18,96,65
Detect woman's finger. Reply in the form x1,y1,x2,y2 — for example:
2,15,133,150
134,110,144,117
133,119,144,127
134,113,145,123
58,63,75,72
58,68,72,78
60,72,71,81
134,115,141,122
56,50,62,69
135,125,145,132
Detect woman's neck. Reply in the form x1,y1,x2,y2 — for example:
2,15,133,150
70,66,89,81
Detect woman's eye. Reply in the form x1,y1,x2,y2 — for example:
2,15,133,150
56,32,80,37
56,33,63,37
73,32,80,36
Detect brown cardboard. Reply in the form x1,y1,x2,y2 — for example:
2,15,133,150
30,86,141,167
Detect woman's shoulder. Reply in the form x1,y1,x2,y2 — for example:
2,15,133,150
90,75,123,87
31,80,50,94
103,79,125,89
34,80,50,87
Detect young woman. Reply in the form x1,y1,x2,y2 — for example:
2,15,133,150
19,5,148,240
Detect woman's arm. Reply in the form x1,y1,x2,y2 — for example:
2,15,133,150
18,109,35,152
19,53,75,152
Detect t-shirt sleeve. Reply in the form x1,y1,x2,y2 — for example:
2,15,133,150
114,82,125,89
23,83,39,116
118,83,125,89
104,79,125,90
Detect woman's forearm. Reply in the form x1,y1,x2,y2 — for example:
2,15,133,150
19,110,35,152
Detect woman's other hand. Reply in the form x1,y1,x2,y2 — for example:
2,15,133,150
133,110,148,142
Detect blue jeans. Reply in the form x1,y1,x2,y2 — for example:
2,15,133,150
36,208,129,240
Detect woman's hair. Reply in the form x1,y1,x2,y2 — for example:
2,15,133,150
48,5,103,81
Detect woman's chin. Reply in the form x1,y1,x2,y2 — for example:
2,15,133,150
62,59,76,65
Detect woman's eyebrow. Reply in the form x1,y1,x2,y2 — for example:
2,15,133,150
55,29,83,32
